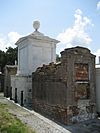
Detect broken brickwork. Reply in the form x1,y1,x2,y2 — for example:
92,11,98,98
32,46,96,125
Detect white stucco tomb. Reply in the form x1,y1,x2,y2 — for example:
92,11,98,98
11,21,59,106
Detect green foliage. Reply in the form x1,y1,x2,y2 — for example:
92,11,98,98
0,103,35,133
6,47,18,65
0,50,6,72
0,47,18,73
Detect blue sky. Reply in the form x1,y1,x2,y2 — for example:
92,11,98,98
0,0,100,63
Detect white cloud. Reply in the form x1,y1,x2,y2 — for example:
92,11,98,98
97,1,100,10
56,9,93,54
8,32,21,44
0,37,6,51
0,32,21,51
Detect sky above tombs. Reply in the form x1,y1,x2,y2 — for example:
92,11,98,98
0,0,100,63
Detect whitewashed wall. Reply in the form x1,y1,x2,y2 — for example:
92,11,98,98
11,75,32,106
17,35,57,76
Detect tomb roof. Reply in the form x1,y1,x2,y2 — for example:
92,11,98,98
15,21,60,45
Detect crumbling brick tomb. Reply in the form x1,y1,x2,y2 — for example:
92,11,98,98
32,46,96,125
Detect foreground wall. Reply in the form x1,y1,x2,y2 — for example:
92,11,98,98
96,67,100,113
32,46,96,125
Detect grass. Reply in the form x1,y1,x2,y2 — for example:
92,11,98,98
0,103,35,133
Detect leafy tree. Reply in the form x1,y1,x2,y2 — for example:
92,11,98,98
6,47,18,65
0,50,6,72
0,47,18,73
